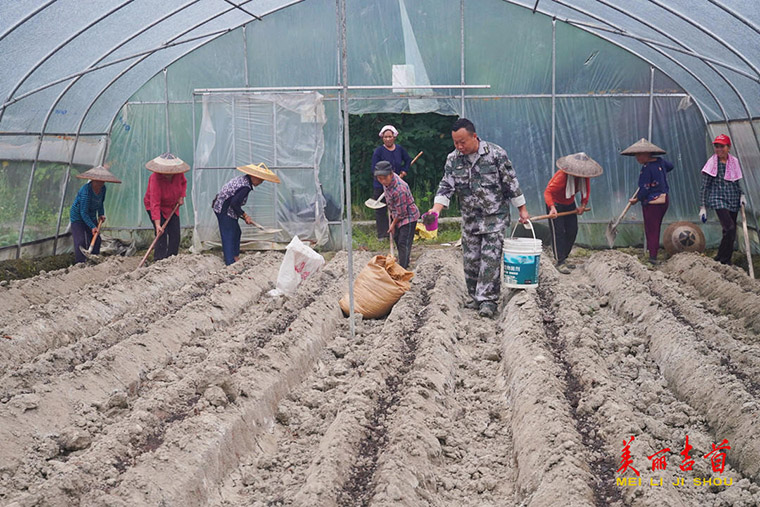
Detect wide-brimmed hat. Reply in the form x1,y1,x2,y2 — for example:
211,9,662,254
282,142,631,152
145,152,190,174
75,165,122,183
620,138,666,156
555,152,603,178
236,162,281,183
378,125,398,137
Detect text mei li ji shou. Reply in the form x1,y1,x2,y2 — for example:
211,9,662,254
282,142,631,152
616,435,733,487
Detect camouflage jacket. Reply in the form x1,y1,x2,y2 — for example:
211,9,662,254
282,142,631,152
434,140,525,234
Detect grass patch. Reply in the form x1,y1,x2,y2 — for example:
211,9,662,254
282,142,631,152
351,222,461,253
0,254,76,283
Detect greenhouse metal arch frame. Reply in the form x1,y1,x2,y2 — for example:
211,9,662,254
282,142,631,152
0,0,758,259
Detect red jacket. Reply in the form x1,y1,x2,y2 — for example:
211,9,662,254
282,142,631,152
544,170,590,208
144,172,187,221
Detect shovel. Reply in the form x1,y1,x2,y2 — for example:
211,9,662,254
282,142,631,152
741,202,755,278
80,217,106,263
138,202,180,269
528,207,591,223
248,218,282,234
606,189,639,248
365,152,423,210
388,210,396,260
365,192,386,210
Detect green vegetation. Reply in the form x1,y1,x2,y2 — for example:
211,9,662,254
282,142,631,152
349,112,460,221
0,160,76,247
351,221,461,252
0,254,75,283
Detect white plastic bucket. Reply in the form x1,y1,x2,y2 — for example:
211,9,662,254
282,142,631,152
503,220,542,289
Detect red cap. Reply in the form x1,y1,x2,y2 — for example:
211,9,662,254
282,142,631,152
713,134,731,146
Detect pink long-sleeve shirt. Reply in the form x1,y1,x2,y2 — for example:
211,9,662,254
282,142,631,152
144,172,187,221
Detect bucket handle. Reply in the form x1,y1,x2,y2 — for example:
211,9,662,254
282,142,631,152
510,219,536,241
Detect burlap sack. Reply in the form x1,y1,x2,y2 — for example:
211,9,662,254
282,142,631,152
339,255,414,319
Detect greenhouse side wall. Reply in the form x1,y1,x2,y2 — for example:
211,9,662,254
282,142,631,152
9,0,755,256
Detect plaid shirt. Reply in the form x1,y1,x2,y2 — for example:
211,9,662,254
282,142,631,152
383,173,420,227
701,161,742,212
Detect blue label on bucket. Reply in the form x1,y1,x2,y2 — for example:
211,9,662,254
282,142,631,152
503,253,540,287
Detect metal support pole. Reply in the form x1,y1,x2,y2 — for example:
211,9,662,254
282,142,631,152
460,0,465,116
232,96,237,164
16,136,44,258
551,18,556,173
273,102,279,225
163,68,171,153
648,66,654,140
338,0,355,338
243,25,250,88
191,92,197,237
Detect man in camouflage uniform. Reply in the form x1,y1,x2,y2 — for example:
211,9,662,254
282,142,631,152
428,118,529,318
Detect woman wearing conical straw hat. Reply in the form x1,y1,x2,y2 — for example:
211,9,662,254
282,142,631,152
544,152,602,274
69,165,122,264
212,163,281,265
620,138,674,265
143,153,189,261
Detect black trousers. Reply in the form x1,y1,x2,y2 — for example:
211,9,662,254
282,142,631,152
374,186,389,238
71,220,101,264
146,210,181,261
394,221,416,269
715,208,738,265
547,202,578,265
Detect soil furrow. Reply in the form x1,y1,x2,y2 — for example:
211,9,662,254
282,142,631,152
0,256,137,317
535,273,624,507
0,254,280,490
336,263,440,506
542,259,752,506
662,253,760,333
291,254,442,506
0,254,222,371
0,257,252,398
4,245,760,506
360,252,516,505
102,252,353,506
500,286,597,506
586,251,760,482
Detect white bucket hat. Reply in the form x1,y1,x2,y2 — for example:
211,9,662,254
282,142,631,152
378,125,398,137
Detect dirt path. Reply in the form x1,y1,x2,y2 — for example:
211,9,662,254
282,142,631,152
1,247,759,506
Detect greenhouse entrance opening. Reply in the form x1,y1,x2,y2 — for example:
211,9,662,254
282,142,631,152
348,112,459,222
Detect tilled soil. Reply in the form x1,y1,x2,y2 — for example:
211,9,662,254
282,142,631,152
1,247,759,506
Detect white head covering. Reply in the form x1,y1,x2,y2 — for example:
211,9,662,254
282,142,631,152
378,125,398,137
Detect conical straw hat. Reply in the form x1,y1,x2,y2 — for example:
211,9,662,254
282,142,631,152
620,138,666,156
236,163,281,183
75,165,122,183
555,152,603,178
145,152,190,174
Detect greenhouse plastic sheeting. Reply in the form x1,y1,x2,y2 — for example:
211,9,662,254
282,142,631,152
192,92,328,252
2,0,759,254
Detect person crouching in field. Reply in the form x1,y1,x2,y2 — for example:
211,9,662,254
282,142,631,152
374,161,420,269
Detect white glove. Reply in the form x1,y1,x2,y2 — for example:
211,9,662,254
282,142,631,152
740,194,747,207
699,207,707,223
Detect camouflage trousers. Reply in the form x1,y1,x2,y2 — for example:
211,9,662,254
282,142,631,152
462,228,505,303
